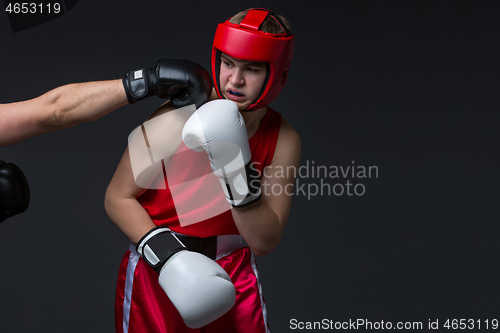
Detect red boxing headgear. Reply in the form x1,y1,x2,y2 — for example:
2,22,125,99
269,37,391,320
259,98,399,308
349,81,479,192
211,8,295,111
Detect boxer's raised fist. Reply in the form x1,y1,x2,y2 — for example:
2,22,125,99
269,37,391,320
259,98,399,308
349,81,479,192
123,59,212,109
182,100,262,207
0,161,30,223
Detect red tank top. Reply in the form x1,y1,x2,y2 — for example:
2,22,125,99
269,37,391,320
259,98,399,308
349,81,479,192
137,107,282,238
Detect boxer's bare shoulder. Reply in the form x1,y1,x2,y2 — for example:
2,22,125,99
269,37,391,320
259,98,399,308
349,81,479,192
273,116,301,166
146,101,176,120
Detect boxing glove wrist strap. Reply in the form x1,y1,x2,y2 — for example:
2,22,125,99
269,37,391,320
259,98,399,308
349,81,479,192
122,68,156,104
222,162,262,208
136,227,186,274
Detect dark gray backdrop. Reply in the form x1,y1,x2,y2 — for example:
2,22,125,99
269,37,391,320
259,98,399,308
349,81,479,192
1,1,499,332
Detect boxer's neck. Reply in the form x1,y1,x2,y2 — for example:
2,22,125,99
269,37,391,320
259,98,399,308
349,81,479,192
241,106,267,139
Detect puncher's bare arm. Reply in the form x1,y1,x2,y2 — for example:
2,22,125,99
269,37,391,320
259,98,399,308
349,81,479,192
0,59,212,147
0,80,128,147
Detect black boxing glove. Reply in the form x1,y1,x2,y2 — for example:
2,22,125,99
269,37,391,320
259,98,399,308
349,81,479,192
0,161,30,223
122,59,212,109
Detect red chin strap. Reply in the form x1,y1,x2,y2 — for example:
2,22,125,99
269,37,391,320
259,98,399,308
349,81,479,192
211,8,295,111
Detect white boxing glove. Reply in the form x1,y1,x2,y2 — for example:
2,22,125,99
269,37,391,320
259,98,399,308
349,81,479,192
182,99,262,207
136,227,235,328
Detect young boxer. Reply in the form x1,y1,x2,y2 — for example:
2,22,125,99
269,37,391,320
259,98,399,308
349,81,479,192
105,8,300,333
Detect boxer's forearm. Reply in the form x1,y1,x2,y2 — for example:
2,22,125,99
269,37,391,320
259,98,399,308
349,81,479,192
0,79,128,146
104,195,156,246
231,200,285,257
40,79,128,127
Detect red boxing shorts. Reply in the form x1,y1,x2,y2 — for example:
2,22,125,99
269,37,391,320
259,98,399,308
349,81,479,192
115,235,270,333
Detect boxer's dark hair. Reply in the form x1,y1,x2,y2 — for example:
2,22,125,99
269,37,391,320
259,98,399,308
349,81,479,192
229,9,292,34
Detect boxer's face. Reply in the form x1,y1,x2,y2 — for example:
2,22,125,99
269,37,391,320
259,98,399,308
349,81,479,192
219,53,267,111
